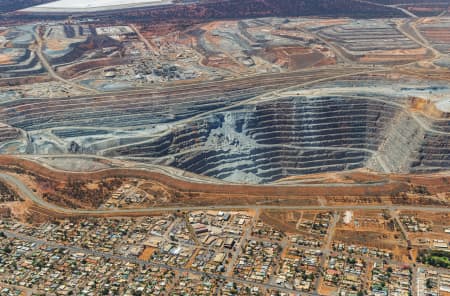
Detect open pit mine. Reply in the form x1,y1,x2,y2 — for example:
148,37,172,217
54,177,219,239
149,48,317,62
0,6,449,187
0,1,449,295
0,79,449,184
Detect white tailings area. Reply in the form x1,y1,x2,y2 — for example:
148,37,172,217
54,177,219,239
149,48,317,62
22,0,171,13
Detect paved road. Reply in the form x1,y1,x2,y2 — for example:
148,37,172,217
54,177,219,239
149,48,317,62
0,173,449,217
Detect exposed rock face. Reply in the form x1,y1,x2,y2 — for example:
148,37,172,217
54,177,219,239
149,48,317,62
102,95,449,183
1,87,448,183
0,124,21,145
102,96,391,183
367,111,425,173
412,133,450,173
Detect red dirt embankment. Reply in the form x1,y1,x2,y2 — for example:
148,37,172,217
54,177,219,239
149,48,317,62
0,155,448,199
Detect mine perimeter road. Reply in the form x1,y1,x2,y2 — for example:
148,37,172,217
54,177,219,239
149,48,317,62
0,172,449,217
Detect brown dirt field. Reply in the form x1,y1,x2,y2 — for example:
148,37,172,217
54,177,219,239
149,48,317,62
85,183,99,190
203,54,243,73
45,39,72,51
259,210,303,234
139,22,195,39
21,172,124,209
185,248,200,268
259,46,335,70
391,174,450,194
333,229,407,253
318,283,337,296
333,210,410,259
20,204,61,224
4,200,31,219
57,57,130,79
139,247,156,260
301,211,323,221
0,156,448,215
337,210,391,229
138,181,172,202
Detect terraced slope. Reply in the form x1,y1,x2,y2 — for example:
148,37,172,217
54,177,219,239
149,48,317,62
318,20,427,63
0,75,448,183
412,132,450,173
0,68,357,131
2,95,449,183
102,95,449,183
0,124,21,146
0,26,46,78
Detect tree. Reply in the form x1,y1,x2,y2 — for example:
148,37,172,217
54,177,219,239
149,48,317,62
3,245,11,254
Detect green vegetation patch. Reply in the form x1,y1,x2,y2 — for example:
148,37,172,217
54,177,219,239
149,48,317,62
418,249,450,269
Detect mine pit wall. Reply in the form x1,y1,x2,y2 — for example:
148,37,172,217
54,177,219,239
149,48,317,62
106,96,403,183
46,43,87,65
106,119,221,158
52,129,111,138
0,90,255,131
429,120,450,132
1,92,448,182
172,147,371,184
0,125,21,145
367,111,425,173
0,51,37,72
411,133,450,173
0,49,32,66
